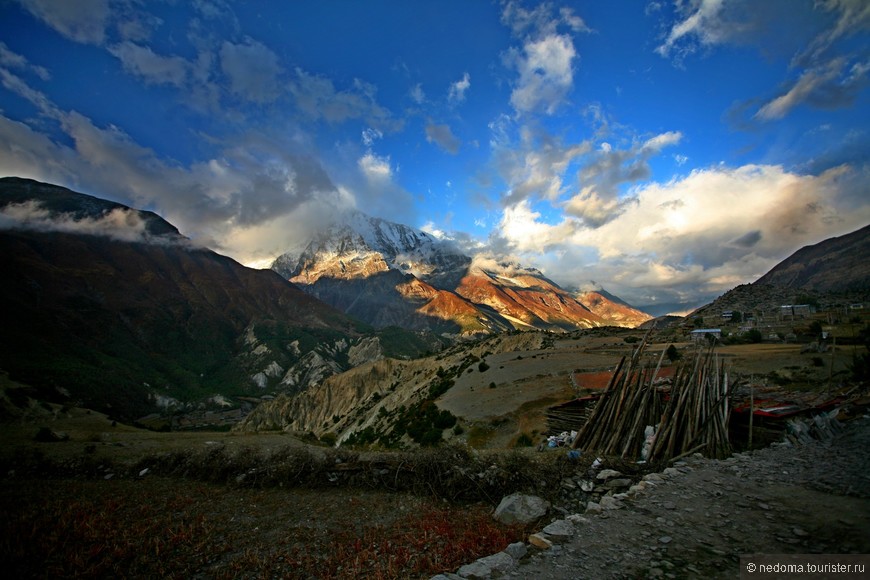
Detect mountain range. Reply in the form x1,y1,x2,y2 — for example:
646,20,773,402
3,176,867,428
270,210,651,334
690,223,870,320
0,178,436,420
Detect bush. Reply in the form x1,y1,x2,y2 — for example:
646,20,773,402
514,433,534,447
746,329,763,343
478,361,490,372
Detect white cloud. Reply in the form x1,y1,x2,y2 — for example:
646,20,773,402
409,83,425,104
361,127,383,147
641,131,683,153
507,33,576,115
656,0,726,58
447,72,470,104
0,199,191,245
500,0,588,116
19,0,110,45
493,162,870,306
496,200,578,253
501,1,590,37
358,151,392,182
492,120,590,205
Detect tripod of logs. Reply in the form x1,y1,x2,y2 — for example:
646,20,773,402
571,333,731,462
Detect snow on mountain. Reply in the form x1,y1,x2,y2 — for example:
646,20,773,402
270,209,649,333
272,210,469,286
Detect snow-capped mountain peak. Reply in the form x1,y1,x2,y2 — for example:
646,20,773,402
271,210,469,284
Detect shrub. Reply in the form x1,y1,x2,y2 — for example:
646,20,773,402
746,329,763,343
514,433,534,447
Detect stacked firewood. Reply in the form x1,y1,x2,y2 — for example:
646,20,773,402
572,335,731,462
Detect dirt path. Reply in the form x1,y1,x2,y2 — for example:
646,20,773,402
460,416,870,579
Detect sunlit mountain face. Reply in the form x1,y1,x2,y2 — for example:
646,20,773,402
271,210,651,334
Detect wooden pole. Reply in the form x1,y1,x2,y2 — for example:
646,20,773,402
748,377,754,449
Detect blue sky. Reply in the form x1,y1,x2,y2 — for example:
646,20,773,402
0,0,868,311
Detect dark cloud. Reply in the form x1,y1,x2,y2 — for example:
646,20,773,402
425,123,461,154
730,230,762,248
219,38,282,103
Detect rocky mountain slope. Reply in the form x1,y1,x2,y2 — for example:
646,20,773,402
754,223,870,293
692,223,870,318
271,211,651,334
0,178,431,421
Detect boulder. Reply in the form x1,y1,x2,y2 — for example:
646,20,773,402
478,552,515,574
528,533,553,549
504,542,528,560
596,468,623,480
598,495,623,510
493,493,550,525
542,519,575,541
604,478,633,490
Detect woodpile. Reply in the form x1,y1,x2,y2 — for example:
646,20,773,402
572,334,731,462
545,395,600,435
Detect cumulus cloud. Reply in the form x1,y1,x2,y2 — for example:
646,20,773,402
219,38,282,103
0,95,354,266
505,34,576,115
19,0,110,45
492,120,590,205
500,0,590,115
494,200,578,253
564,130,683,226
358,151,392,182
493,162,870,307
425,123,461,154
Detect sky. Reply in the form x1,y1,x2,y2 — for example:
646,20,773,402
0,0,868,313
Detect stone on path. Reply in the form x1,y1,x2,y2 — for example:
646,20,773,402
493,493,550,524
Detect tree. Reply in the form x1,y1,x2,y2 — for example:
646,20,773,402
746,329,763,343
665,344,681,362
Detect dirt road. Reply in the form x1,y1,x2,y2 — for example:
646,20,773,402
462,416,870,579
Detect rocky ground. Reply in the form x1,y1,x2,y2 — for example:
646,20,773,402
439,415,870,579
